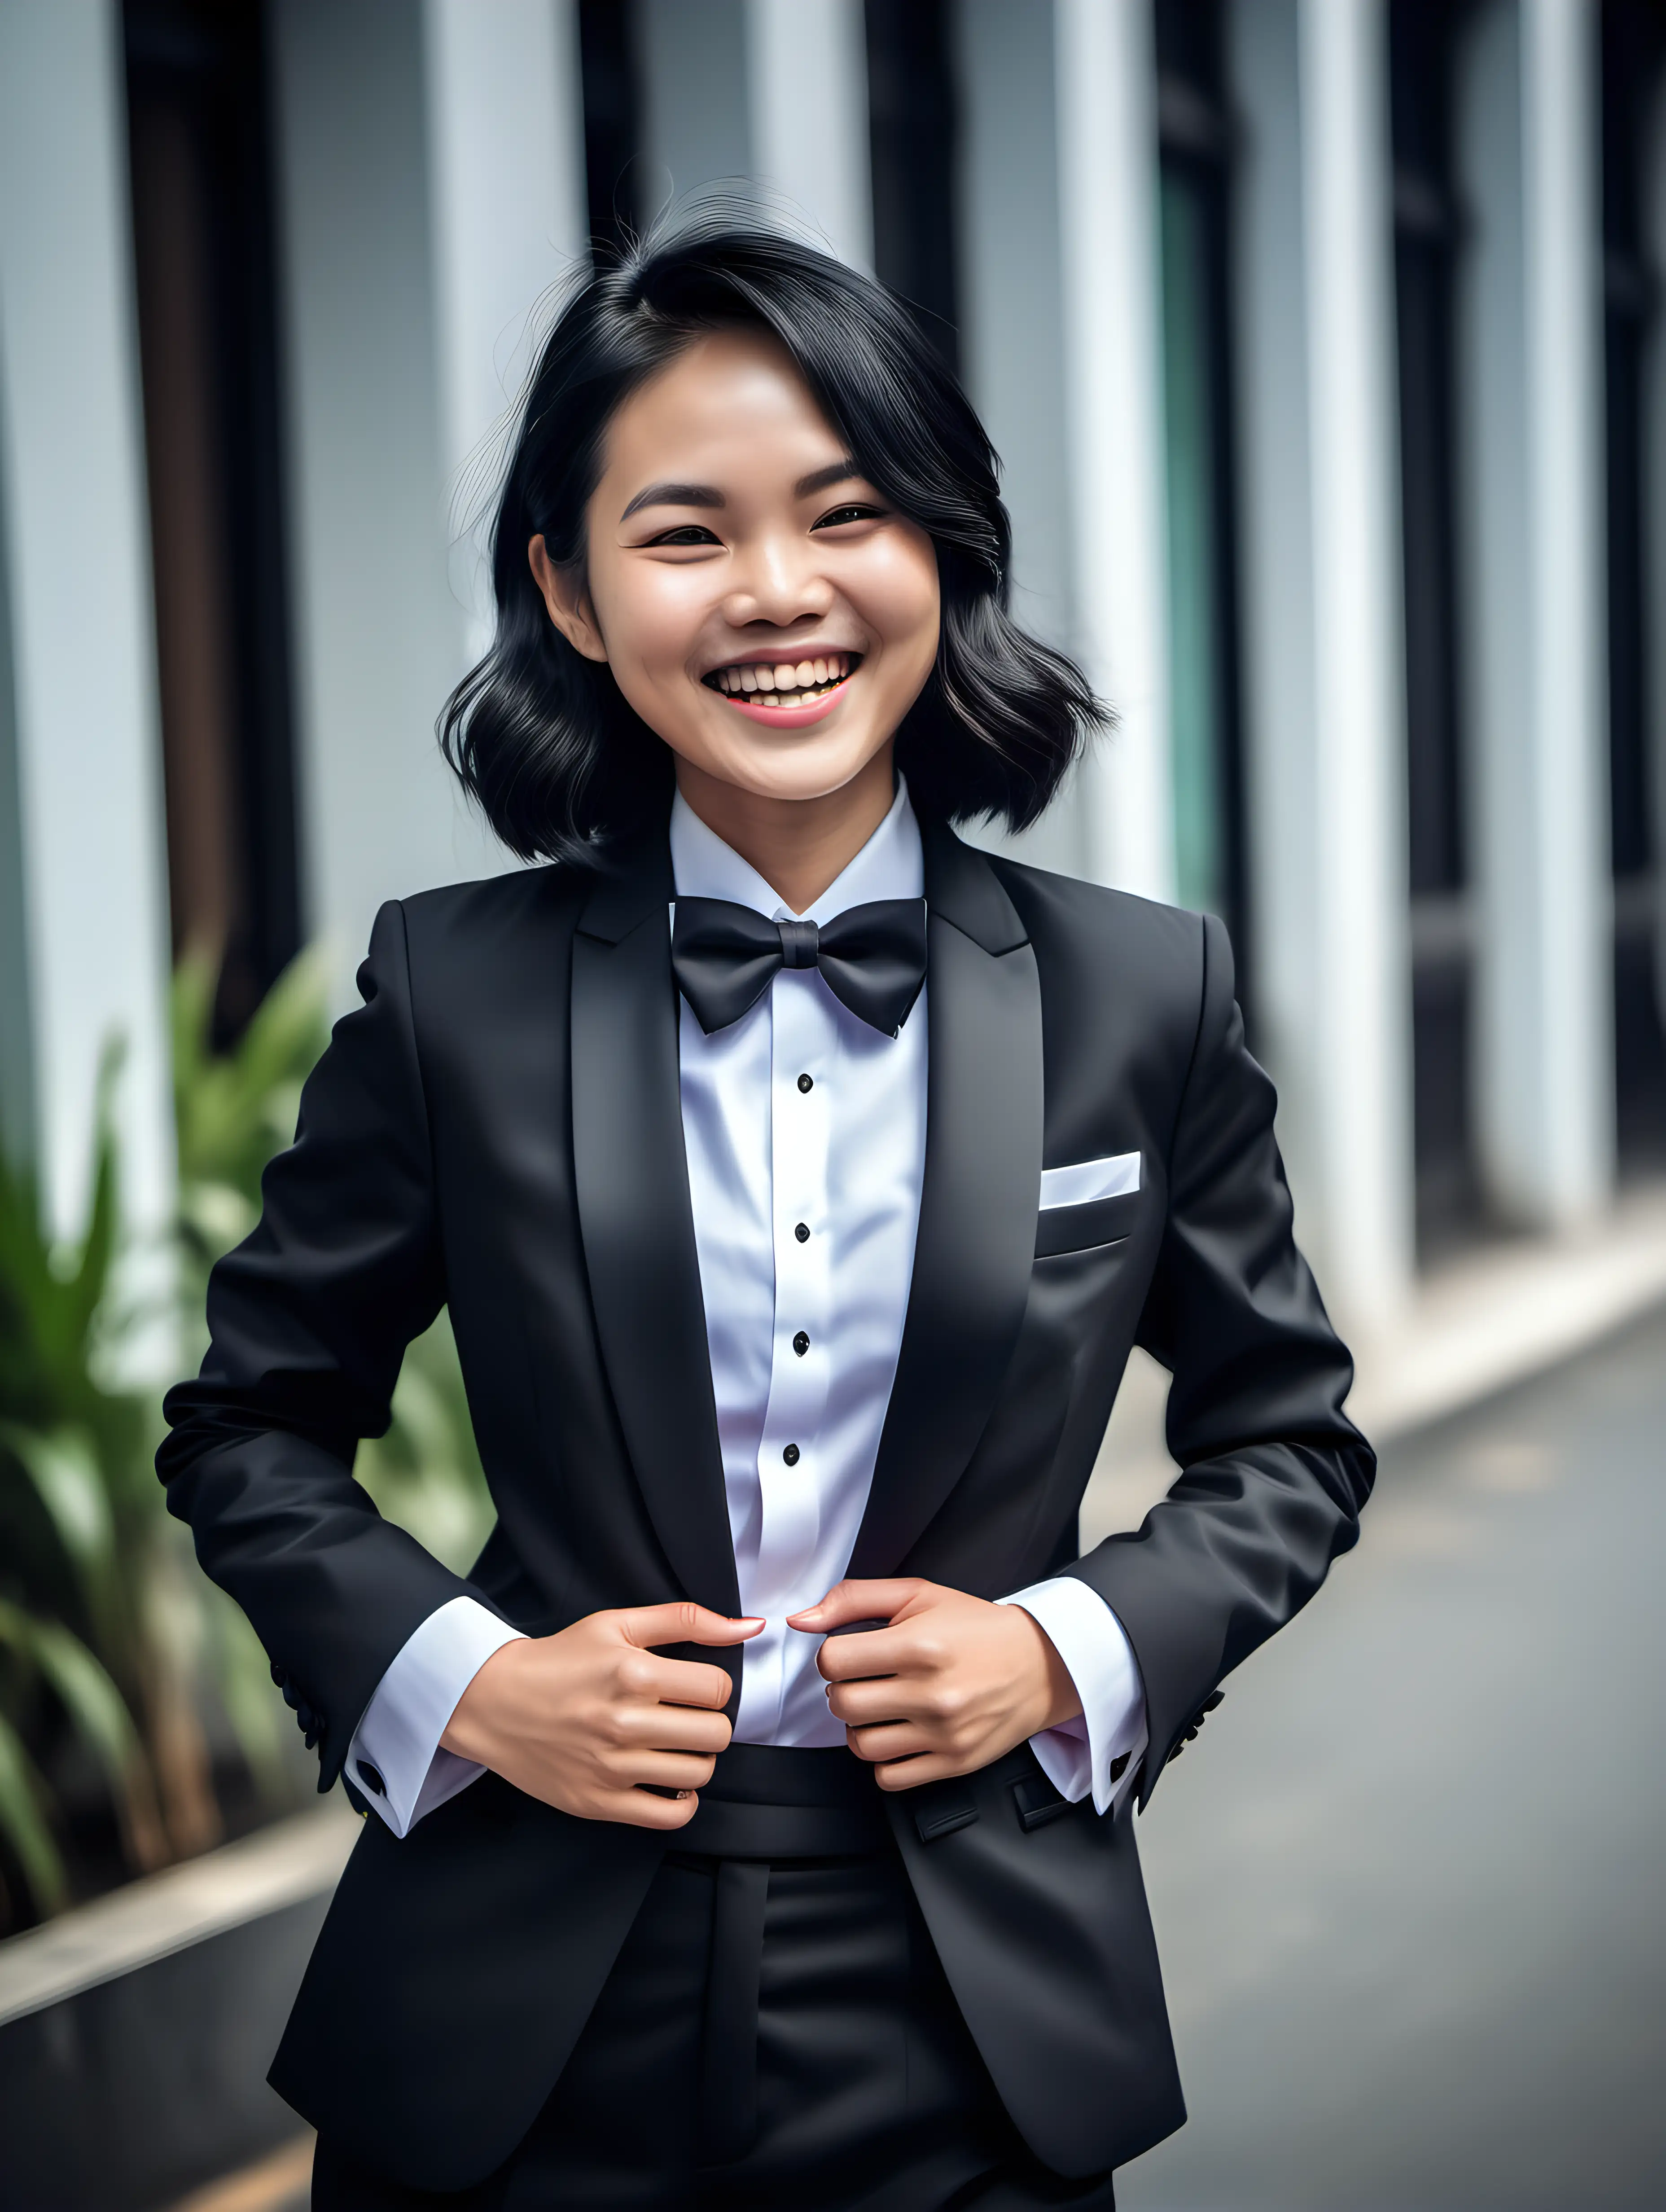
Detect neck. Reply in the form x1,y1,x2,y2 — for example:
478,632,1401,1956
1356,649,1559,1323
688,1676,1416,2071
674,747,897,913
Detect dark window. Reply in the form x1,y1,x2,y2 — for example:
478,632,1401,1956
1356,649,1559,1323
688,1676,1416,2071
1390,0,1480,1255
124,0,300,1042
864,0,960,372
1602,0,1666,1174
1155,0,1250,993
579,0,643,259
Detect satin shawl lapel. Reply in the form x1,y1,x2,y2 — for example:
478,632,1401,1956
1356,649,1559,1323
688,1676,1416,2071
848,824,1043,1578
571,840,741,1617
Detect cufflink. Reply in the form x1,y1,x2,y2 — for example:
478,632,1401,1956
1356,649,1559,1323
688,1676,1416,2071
357,1762,386,1797
1109,1752,1130,1783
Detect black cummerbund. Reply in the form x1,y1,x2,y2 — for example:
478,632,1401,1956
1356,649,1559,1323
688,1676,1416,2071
675,1742,891,1858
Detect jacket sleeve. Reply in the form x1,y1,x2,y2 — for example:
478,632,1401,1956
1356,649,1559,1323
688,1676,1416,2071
157,900,487,1792
1066,911,1375,1807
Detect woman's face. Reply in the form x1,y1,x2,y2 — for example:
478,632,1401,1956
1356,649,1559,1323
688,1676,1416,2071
531,327,940,808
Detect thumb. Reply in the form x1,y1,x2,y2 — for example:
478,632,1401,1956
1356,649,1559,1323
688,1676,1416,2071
787,1579,920,1631
619,1601,765,1650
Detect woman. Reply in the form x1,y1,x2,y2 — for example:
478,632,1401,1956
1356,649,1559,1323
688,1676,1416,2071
160,222,1373,2211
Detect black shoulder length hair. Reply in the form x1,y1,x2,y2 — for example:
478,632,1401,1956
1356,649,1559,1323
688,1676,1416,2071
440,216,1105,866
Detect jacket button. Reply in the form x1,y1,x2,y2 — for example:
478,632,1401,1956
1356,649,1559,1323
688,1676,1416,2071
793,1331,810,1356
783,1443,801,1466
358,1762,386,1796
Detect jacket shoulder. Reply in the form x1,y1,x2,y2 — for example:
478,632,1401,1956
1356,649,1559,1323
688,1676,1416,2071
392,861,587,968
983,851,1218,1000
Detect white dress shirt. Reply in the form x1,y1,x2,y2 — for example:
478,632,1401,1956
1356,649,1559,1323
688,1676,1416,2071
347,779,1148,1834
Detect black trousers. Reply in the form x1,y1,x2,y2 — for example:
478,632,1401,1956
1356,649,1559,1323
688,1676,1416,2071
312,1750,1117,2212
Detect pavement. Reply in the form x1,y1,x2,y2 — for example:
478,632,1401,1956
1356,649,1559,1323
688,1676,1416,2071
1114,1299,1666,2211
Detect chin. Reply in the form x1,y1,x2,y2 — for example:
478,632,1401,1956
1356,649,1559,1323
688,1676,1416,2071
702,735,889,806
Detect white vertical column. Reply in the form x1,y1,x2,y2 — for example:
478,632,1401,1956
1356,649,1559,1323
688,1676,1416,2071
1053,0,1172,901
1228,0,1322,1200
1460,0,1612,1229
272,0,507,1002
953,0,1168,891
1517,0,1612,1219
1297,0,1415,1327
951,0,1080,879
745,0,873,268
423,0,590,658
0,0,175,1246
637,0,752,216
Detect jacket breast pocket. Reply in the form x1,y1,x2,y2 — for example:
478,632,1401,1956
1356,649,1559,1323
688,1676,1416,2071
1034,1188,1141,1258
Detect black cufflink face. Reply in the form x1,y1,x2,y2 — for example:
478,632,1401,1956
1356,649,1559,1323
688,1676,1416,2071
358,1762,386,1796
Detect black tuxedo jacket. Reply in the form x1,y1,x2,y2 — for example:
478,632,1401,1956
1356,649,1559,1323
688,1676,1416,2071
159,818,1372,2188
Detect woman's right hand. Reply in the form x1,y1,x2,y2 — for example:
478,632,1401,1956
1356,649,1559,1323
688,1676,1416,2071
438,1602,762,1829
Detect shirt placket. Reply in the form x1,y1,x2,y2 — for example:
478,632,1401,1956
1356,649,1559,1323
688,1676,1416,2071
744,963,833,1739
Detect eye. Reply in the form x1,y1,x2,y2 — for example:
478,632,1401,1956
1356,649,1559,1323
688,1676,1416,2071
812,503,886,531
643,523,723,547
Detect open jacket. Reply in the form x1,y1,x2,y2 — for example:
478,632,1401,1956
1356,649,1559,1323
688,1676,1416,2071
158,818,1373,2189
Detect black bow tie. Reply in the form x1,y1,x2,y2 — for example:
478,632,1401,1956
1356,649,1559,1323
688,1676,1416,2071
671,896,928,1037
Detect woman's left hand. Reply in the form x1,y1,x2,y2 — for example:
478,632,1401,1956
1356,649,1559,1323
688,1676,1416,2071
787,1579,1083,1790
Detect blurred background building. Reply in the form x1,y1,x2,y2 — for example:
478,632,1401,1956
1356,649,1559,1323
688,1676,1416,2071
1,0,1664,1349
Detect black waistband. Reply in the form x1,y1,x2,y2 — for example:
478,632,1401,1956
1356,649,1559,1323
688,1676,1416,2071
676,1744,891,1859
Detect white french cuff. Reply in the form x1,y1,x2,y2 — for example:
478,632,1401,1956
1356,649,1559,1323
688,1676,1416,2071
998,1576,1149,1816
346,1594,526,1837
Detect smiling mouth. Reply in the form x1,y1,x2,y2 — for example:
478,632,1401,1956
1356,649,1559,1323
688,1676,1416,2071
702,651,862,711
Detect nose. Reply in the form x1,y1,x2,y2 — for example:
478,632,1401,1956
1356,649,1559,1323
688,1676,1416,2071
720,528,834,634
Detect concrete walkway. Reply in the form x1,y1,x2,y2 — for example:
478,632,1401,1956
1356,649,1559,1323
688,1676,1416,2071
1117,1301,1666,2210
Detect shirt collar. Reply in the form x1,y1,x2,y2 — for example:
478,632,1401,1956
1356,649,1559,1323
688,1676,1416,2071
669,774,924,922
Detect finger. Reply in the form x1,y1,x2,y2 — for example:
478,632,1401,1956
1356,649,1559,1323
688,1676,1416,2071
613,1703,732,1755
844,1720,936,1764
815,1626,914,1684
638,1654,738,1711
872,1752,964,1792
786,1580,921,1632
825,1676,918,1727
612,1749,719,1793
618,1602,764,1651
603,1786,703,1832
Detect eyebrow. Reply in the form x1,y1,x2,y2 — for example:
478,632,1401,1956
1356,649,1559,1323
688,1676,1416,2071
619,480,724,523
794,458,862,498
617,457,863,525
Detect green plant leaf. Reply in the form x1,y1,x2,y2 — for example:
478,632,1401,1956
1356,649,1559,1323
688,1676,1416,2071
206,1591,291,1801
0,1714,66,1918
22,1614,147,1790
0,1423,117,1598
59,1038,125,1359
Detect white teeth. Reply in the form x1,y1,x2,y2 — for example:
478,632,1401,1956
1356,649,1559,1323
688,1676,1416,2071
709,654,857,701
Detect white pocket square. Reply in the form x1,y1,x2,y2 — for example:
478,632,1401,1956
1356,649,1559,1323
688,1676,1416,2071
1038,1151,1141,1210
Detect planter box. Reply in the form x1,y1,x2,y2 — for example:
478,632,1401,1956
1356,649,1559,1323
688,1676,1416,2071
0,1806,357,2212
